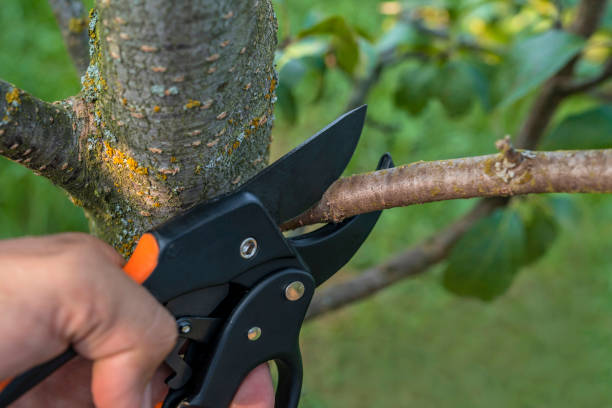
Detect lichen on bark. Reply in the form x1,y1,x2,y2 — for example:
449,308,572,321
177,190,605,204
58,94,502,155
66,0,278,255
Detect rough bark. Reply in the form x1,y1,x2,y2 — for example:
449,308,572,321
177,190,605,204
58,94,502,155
76,0,278,252
282,148,612,229
0,81,84,191
0,0,278,255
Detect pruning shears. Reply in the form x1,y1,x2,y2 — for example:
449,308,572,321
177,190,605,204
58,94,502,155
0,105,393,407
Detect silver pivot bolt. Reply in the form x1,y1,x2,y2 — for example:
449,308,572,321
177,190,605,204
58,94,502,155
247,326,262,341
285,281,305,301
179,322,191,334
240,237,258,259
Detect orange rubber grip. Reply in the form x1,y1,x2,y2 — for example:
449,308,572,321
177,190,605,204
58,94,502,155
123,233,160,284
0,378,9,392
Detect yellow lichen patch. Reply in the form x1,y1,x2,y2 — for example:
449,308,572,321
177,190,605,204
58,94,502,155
170,156,177,163
5,87,20,108
430,187,441,196
103,141,149,178
483,158,496,177
185,99,201,109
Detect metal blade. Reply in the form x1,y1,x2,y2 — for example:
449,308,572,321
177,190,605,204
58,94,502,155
289,153,394,286
238,105,367,224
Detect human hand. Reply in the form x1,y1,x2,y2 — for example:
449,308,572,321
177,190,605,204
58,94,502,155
0,233,274,408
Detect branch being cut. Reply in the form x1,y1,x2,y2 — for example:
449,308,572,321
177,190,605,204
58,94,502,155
282,147,612,230
0,80,84,194
48,0,90,75
307,0,609,319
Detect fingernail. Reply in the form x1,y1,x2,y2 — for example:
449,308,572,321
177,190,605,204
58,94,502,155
141,382,153,408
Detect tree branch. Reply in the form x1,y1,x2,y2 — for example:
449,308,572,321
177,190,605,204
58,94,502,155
48,0,90,75
0,80,84,194
561,56,612,94
306,198,508,319
283,147,612,229
516,0,608,149
306,0,609,319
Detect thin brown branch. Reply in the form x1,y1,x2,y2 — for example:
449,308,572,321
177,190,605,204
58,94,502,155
306,198,508,319
516,0,608,149
561,56,612,94
0,80,84,193
48,0,90,75
307,0,609,319
283,148,612,230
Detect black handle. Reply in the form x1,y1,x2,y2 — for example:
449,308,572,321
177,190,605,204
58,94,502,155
0,348,77,407
182,268,314,408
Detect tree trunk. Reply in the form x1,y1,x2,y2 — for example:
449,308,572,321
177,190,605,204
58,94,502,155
1,0,278,256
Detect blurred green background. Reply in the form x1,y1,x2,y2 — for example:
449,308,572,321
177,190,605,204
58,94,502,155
1,0,612,406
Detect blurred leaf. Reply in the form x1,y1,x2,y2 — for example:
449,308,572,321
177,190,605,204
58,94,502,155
547,195,580,227
393,63,439,115
276,83,298,124
463,60,496,111
298,16,360,74
500,30,585,108
276,38,328,72
278,58,309,88
375,22,419,54
435,62,476,118
442,209,526,301
522,203,559,266
541,106,612,150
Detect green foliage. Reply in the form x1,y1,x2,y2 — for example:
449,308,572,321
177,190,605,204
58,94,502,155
542,106,612,149
393,63,439,115
500,30,585,107
442,208,527,301
522,202,559,265
298,16,361,74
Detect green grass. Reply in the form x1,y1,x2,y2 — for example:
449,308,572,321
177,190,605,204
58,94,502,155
1,1,611,406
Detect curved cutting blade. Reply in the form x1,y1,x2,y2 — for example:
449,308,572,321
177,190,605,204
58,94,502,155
289,153,394,286
238,105,367,224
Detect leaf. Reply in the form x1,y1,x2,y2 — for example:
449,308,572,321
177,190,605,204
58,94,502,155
435,62,476,118
541,106,612,150
442,209,526,301
375,22,419,54
275,38,328,72
522,203,559,266
275,82,298,124
278,58,308,88
500,30,585,108
393,63,439,115
298,16,360,74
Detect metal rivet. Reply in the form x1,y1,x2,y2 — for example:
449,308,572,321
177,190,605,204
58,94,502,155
247,326,262,341
285,281,305,301
179,323,191,334
240,237,258,259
